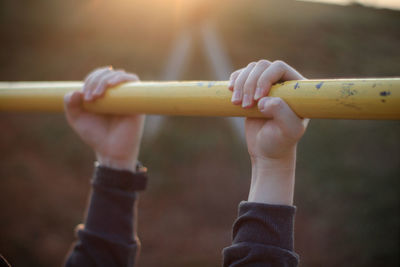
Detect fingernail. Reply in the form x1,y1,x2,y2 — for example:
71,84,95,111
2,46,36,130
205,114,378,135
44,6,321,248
242,94,252,108
254,87,262,100
258,97,267,111
231,91,241,103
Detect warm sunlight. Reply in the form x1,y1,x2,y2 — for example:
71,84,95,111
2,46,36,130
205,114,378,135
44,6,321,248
84,0,218,28
299,0,400,10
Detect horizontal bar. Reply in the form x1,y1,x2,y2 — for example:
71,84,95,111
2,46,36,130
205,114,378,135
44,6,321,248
0,79,399,119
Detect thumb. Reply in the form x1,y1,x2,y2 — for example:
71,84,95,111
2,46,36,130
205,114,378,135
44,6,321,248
258,97,305,140
64,91,85,124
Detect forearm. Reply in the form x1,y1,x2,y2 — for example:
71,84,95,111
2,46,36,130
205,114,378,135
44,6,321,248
248,148,296,205
84,165,142,241
223,201,298,266
223,151,299,266
65,165,147,267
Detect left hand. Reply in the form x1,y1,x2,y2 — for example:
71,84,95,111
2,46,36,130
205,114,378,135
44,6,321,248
64,67,145,172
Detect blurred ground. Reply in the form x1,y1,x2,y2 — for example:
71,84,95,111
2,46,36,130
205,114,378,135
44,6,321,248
0,0,399,266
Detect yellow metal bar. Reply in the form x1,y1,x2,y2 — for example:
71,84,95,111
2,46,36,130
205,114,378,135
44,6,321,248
0,79,399,119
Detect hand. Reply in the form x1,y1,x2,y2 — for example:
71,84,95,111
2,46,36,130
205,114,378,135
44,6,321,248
64,67,145,172
229,60,309,205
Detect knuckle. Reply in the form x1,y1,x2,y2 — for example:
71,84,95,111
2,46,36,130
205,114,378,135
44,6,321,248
113,71,127,80
83,74,91,82
97,66,111,73
84,72,97,82
257,77,270,89
91,68,103,74
257,59,270,66
98,67,113,76
272,60,287,69
230,70,239,79
247,62,256,68
89,67,110,79
113,70,124,76
270,97,284,110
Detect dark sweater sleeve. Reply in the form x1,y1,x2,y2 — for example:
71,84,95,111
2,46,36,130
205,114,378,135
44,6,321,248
222,201,299,267
64,165,147,267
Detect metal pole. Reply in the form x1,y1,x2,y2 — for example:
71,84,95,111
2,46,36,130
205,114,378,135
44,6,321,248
0,79,399,119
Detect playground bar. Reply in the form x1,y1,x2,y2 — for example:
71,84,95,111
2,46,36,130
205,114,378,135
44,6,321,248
0,79,399,119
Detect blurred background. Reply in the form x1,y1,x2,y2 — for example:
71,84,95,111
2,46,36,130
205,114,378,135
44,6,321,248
0,0,399,266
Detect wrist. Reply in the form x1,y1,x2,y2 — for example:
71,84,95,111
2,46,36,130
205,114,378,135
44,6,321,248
248,150,297,205
251,146,297,171
95,154,138,173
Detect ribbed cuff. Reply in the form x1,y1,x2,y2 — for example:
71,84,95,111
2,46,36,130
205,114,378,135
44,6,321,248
84,165,147,243
232,201,296,251
92,164,148,191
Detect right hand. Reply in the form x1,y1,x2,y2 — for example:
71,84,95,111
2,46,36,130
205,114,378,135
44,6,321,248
229,60,309,160
229,60,309,205
64,67,145,172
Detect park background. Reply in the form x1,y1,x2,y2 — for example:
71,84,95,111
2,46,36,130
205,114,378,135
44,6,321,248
0,0,399,266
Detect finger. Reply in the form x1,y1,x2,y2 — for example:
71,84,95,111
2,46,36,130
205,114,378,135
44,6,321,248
108,72,139,86
91,70,123,98
83,66,112,94
92,71,139,99
83,66,113,101
64,91,85,124
87,71,117,101
228,68,243,91
231,62,256,105
258,97,305,140
257,60,305,97
242,60,271,107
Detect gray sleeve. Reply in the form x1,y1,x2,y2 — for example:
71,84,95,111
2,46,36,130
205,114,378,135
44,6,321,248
64,165,147,267
222,201,299,267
